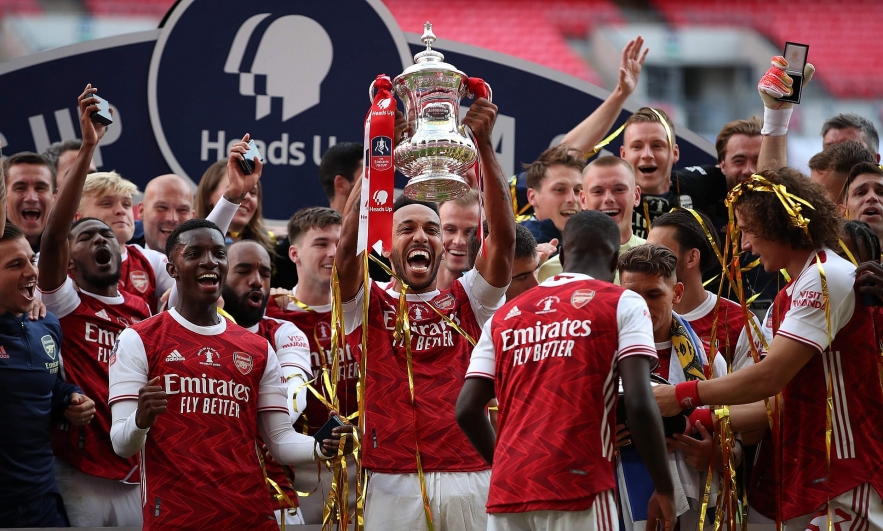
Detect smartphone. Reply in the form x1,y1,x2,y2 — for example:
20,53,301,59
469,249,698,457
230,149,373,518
778,42,809,104
90,95,113,126
313,415,345,446
237,139,263,175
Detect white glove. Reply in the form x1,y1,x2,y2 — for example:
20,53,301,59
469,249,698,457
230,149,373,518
758,56,815,135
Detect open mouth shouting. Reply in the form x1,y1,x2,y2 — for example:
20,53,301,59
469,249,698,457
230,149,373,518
246,289,264,309
406,248,432,274
197,272,220,291
638,165,658,178
94,245,113,267
19,279,36,301
21,208,41,223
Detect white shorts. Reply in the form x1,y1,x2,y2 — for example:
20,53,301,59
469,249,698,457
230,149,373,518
363,469,490,531
488,489,618,531
748,483,883,531
53,460,142,527
291,455,359,525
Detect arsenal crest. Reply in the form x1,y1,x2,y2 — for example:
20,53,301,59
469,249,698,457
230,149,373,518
233,352,253,375
432,293,456,311
570,289,595,309
129,270,150,293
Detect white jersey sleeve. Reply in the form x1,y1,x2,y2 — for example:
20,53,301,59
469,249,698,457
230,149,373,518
342,282,368,335
38,277,82,319
465,318,496,380
731,312,770,371
108,327,150,458
258,343,291,415
458,268,507,327
273,320,312,378
776,255,856,352
616,290,657,361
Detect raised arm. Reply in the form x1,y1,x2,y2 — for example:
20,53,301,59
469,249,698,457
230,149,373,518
38,84,108,291
468,99,515,288
335,172,365,301
757,57,815,172
561,36,647,155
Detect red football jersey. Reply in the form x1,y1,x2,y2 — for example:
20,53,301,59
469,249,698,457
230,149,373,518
119,245,159,312
680,291,767,371
108,310,288,531
41,279,149,481
749,252,883,520
467,273,656,513
342,270,503,474
267,296,359,435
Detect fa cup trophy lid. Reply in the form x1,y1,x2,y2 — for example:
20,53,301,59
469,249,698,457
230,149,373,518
397,22,466,78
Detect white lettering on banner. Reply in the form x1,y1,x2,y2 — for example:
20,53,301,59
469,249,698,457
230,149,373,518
164,373,252,402
200,130,337,166
499,319,592,351
28,106,121,167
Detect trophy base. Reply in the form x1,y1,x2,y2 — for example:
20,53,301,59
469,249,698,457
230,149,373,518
403,174,470,202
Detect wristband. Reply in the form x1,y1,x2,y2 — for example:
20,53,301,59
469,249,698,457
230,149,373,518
762,107,793,136
687,408,713,433
675,380,703,410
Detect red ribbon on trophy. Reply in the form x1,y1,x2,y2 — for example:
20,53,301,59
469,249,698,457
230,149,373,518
466,77,489,257
358,74,397,255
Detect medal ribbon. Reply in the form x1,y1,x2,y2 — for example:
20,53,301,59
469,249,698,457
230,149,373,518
466,77,489,257
358,75,396,256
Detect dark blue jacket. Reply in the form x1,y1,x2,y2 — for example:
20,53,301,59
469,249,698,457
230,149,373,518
519,217,562,246
0,311,80,504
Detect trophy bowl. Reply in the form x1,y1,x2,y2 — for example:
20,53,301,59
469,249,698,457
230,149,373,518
372,22,490,202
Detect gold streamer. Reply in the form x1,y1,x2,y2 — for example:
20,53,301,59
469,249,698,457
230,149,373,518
583,123,626,159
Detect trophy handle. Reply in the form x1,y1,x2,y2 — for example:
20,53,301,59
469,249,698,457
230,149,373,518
368,80,377,103
467,80,493,103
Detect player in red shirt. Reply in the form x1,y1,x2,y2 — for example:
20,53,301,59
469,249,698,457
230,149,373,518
264,206,360,524
37,86,151,527
76,170,174,313
655,169,883,529
108,217,353,531
334,98,515,530
457,210,675,531
223,239,312,526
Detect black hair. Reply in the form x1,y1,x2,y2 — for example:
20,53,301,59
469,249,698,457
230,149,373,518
166,218,224,258
466,221,537,270
393,194,439,216
651,209,721,274
0,223,25,243
843,220,881,264
318,142,364,201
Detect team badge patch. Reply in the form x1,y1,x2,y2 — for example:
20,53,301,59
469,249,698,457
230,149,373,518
41,335,57,359
432,293,456,311
570,289,595,309
129,270,150,293
233,352,253,375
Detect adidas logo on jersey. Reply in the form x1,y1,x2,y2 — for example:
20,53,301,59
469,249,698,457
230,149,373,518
95,309,111,321
165,350,185,362
0,345,7,359
504,306,521,320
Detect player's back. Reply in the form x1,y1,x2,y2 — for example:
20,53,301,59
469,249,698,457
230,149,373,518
487,274,644,512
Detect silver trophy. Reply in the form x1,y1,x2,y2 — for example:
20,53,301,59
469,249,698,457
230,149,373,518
370,22,492,202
